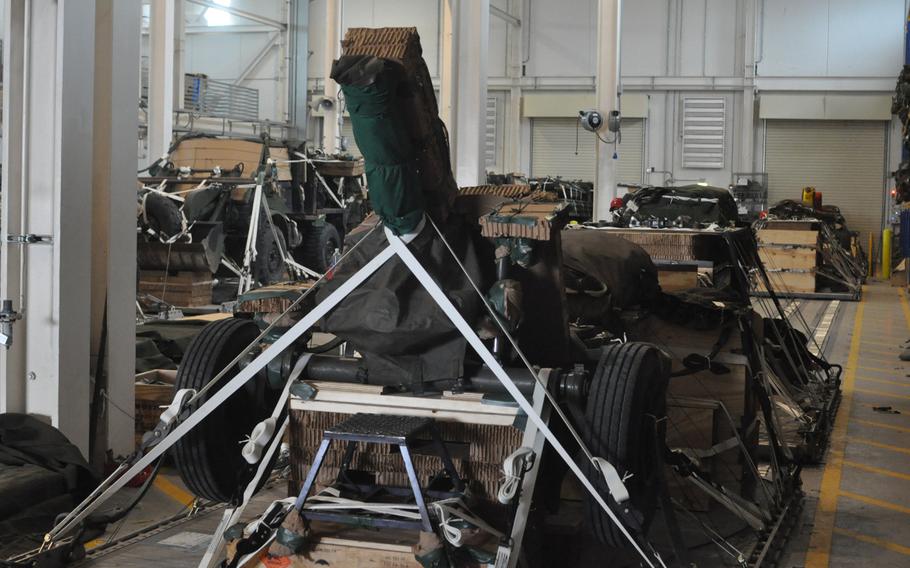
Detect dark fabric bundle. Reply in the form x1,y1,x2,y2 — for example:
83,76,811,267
331,56,425,235
317,216,487,390
618,185,740,228
560,229,660,325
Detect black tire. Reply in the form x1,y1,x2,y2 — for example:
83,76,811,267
253,224,287,286
300,223,341,274
582,342,669,547
173,318,283,504
144,192,183,239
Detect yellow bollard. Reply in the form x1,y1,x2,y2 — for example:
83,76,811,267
883,228,893,280
868,233,874,278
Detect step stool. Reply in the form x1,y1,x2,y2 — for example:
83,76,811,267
293,413,464,532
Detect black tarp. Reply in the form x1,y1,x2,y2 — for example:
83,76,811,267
560,229,660,326
617,185,739,228
317,216,488,390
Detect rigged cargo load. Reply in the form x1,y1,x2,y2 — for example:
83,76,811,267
331,27,457,232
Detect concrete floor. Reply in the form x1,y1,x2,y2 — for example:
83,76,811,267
75,282,910,567
780,282,910,568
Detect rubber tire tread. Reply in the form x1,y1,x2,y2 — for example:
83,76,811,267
253,223,287,286
173,318,264,503
300,223,340,274
582,342,669,547
145,193,183,239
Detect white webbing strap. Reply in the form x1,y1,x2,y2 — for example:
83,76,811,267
386,230,659,568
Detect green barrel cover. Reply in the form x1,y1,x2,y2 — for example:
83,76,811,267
338,59,425,235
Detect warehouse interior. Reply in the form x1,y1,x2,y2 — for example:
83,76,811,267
2,0,910,567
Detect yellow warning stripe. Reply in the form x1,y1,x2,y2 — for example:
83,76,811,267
855,376,910,388
852,418,910,434
848,437,910,456
839,490,910,515
832,527,910,557
856,348,904,358
805,295,865,568
153,476,196,508
843,460,910,482
860,340,904,348
854,387,910,401
858,365,907,374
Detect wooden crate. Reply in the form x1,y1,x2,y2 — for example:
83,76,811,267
138,270,213,306
657,265,699,291
134,369,176,446
756,224,820,294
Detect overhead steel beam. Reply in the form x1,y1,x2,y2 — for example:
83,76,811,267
185,0,286,30
288,0,309,142
490,4,520,26
234,32,280,85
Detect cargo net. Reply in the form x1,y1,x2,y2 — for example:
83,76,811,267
723,229,843,464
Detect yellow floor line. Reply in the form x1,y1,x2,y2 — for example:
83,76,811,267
848,437,910,456
857,348,904,357
832,527,910,557
859,402,910,415
853,418,910,433
854,387,910,401
843,460,910,482
858,365,907,374
805,295,865,568
861,340,904,348
840,490,910,515
856,376,910,388
153,476,196,508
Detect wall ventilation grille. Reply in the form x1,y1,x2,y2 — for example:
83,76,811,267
485,96,499,169
682,97,725,169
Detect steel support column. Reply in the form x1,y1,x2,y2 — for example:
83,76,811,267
439,0,458,163
288,0,309,143
91,0,141,461
148,0,175,166
593,0,622,221
441,0,490,187
1,0,98,456
322,0,341,153
504,0,523,173
174,0,186,110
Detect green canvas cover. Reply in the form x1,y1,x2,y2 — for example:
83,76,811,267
332,56,424,235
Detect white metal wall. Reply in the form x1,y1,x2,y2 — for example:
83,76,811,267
530,117,644,184
765,119,888,242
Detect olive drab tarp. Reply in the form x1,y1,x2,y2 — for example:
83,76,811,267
332,56,425,235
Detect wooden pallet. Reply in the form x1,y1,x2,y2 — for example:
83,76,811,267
138,270,213,307
755,222,820,296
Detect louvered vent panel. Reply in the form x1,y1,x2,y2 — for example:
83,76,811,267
682,97,725,169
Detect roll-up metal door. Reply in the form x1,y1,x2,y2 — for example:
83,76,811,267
765,120,887,242
530,117,644,184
